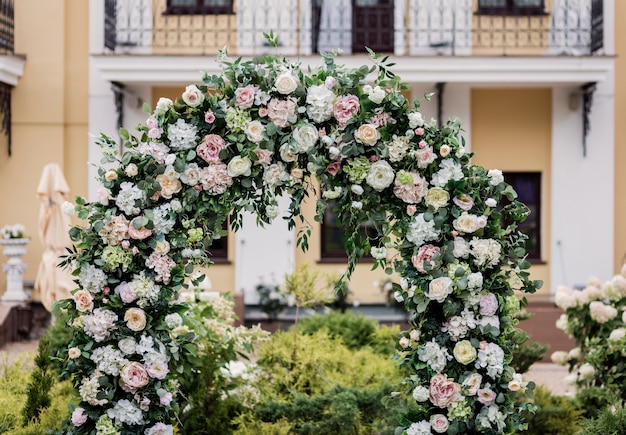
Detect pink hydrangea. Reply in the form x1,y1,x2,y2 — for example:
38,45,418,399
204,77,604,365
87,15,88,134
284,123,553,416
333,94,360,126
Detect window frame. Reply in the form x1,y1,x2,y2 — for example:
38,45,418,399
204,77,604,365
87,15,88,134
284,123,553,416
476,0,546,16
165,0,234,15
503,171,542,262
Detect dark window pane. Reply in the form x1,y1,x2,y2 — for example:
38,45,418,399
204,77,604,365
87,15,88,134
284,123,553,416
477,0,544,15
166,0,234,14
321,200,378,260
504,172,541,261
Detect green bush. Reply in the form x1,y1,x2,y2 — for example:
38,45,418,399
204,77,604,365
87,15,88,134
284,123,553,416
511,341,549,374
575,387,614,420
295,311,400,355
580,404,626,435
522,386,583,434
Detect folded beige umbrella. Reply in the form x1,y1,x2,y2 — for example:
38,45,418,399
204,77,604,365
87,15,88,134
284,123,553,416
34,163,75,311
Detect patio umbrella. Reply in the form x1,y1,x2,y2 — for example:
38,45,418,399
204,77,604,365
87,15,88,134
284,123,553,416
33,163,75,311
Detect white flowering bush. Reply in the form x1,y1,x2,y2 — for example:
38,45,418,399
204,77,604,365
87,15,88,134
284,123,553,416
552,265,626,398
56,36,539,434
1,223,26,239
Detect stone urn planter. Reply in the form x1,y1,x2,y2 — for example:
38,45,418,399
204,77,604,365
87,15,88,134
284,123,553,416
0,238,30,302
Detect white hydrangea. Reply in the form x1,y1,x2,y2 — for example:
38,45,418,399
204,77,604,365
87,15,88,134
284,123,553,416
470,238,502,268
386,135,410,162
164,313,183,329
79,371,109,406
406,420,431,435
431,158,463,187
467,272,484,290
588,301,618,323
412,385,430,402
418,339,452,373
115,182,145,216
128,272,161,308
152,203,176,235
90,345,129,376
487,169,504,186
453,237,470,259
107,399,144,426
306,84,335,123
406,213,439,247
78,265,108,294
167,118,199,150
118,338,137,355
475,342,505,378
476,404,506,433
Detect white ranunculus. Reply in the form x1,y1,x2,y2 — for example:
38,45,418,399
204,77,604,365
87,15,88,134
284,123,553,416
368,85,386,104
244,120,265,143
487,169,504,186
292,123,318,153
274,71,299,95
227,156,252,177
365,160,395,192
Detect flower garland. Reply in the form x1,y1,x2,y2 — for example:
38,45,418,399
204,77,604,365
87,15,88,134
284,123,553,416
57,43,540,434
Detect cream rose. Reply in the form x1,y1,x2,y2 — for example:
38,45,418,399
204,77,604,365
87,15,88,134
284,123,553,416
68,347,82,359
125,163,138,177
244,120,265,143
155,240,170,255
120,361,150,391
292,123,318,153
461,373,482,395
104,169,118,182
156,174,182,199
453,212,481,234
124,307,147,331
279,144,298,162
73,290,94,313
365,160,394,192
354,123,380,146
424,187,450,209
227,156,252,177
426,277,453,303
182,84,204,108
453,340,477,365
274,71,299,94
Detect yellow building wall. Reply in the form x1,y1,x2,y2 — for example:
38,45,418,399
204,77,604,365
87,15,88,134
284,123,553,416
470,88,552,299
0,0,89,297
615,4,626,273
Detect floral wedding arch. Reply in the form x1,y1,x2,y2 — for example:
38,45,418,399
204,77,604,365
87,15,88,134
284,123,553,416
58,39,540,434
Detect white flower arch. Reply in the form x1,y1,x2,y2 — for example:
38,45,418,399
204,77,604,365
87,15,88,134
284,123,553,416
58,46,539,434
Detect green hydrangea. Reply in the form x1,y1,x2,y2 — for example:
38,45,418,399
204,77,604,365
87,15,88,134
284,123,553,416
448,398,473,420
95,415,120,435
101,246,133,272
225,107,251,132
396,169,414,185
343,156,371,184
447,261,472,281
188,228,204,243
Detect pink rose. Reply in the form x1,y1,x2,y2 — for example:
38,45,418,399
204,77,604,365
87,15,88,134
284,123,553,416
258,107,268,117
326,162,341,176
234,85,258,109
160,392,173,406
453,194,474,211
146,117,158,129
333,94,360,126
325,76,337,88
120,361,150,391
415,127,425,136
479,293,499,316
115,282,138,304
197,134,226,163
429,374,459,408
430,414,450,433
73,289,94,313
254,148,273,166
412,244,440,273
148,127,163,139
477,388,496,405
71,407,88,426
204,111,215,123
407,205,417,216
128,217,152,240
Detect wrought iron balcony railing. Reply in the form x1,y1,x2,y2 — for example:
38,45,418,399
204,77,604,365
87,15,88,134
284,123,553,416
0,0,14,55
103,0,603,57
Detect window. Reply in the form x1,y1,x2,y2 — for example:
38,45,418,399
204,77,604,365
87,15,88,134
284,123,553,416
476,0,545,15
504,172,542,261
209,221,229,262
352,0,394,53
320,201,378,261
166,0,234,15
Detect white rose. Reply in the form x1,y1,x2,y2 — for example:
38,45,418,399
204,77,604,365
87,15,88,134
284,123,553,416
155,240,170,255
453,212,480,234
68,347,82,359
365,160,395,192
118,338,137,355
439,145,451,157
461,373,482,395
155,97,173,113
508,373,528,392
125,163,138,177
105,169,118,182
244,120,265,144
292,123,318,153
355,124,380,146
426,277,453,303
279,144,298,162
424,187,450,209
430,414,450,434
182,84,205,108
275,71,299,95
368,86,386,104
227,156,252,177
399,337,411,348
412,386,430,402
485,198,497,207
351,184,364,195
352,201,363,210
488,169,504,186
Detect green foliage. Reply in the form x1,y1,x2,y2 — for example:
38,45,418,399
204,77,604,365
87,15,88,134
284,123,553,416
575,387,614,420
580,404,626,435
295,311,399,355
511,341,549,374
522,386,583,435
21,337,55,425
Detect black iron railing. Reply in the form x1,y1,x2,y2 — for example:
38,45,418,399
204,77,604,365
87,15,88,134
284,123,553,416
102,0,602,57
0,0,14,55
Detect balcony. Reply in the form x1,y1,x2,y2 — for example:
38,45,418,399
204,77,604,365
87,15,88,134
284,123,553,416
103,0,604,57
